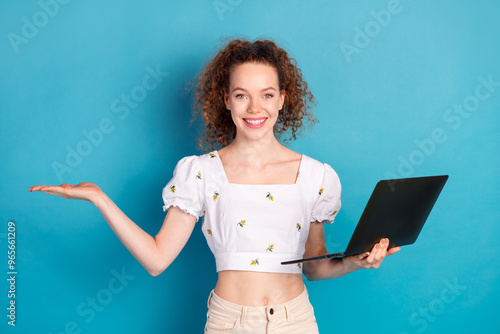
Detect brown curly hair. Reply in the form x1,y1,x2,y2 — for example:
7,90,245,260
189,37,318,153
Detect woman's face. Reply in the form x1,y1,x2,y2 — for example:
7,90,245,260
224,62,285,142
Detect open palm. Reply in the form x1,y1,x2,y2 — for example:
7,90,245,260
29,182,101,203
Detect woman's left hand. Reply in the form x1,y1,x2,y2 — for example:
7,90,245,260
342,238,401,271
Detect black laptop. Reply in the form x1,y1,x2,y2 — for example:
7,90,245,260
281,175,448,265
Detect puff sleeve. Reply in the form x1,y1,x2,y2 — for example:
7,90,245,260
310,162,342,224
162,155,205,221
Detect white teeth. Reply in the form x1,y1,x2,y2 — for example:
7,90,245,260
245,119,265,125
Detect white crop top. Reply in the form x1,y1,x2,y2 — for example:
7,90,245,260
161,150,342,274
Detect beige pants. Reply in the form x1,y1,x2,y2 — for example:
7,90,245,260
204,284,320,333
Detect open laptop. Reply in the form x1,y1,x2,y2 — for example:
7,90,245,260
281,175,448,265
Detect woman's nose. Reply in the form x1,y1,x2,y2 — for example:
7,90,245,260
248,98,261,112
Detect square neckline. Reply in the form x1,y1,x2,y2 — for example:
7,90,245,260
213,150,304,186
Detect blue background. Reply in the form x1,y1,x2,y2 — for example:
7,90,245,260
1,0,498,333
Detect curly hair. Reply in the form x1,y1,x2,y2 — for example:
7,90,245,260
189,37,318,153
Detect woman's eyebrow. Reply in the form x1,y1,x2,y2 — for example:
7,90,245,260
232,87,277,92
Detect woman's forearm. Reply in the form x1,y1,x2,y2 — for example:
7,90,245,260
305,240,399,281
93,190,160,275
305,257,361,281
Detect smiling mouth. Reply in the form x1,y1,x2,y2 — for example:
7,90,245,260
243,118,267,125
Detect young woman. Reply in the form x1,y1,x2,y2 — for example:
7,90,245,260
29,38,400,333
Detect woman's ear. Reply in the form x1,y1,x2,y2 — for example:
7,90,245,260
224,90,231,110
279,90,286,110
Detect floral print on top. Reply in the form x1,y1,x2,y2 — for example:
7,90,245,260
161,150,342,274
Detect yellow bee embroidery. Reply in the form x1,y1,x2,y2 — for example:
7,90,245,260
266,192,274,201
250,258,260,266
330,210,338,216
237,219,246,227
296,223,302,232
170,185,176,193
298,263,302,269
207,229,212,235
266,244,274,252
213,191,219,201
202,210,206,214
209,153,215,158
196,171,202,179
319,188,324,195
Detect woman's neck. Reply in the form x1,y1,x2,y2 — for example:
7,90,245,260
222,136,286,166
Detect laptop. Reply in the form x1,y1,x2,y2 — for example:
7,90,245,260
281,175,448,265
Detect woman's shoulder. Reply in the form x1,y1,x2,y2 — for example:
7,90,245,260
179,150,221,173
301,153,340,181
195,150,218,164
301,152,330,169
170,152,213,174
175,150,216,162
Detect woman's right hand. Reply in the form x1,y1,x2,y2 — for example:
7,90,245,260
29,182,102,204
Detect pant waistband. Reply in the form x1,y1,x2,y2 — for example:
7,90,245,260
206,284,310,325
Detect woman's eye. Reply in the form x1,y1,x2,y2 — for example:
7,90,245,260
264,94,273,98
235,94,245,99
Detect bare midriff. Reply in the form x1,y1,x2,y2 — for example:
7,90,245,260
214,270,305,306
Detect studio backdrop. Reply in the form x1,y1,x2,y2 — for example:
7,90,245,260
1,0,498,333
